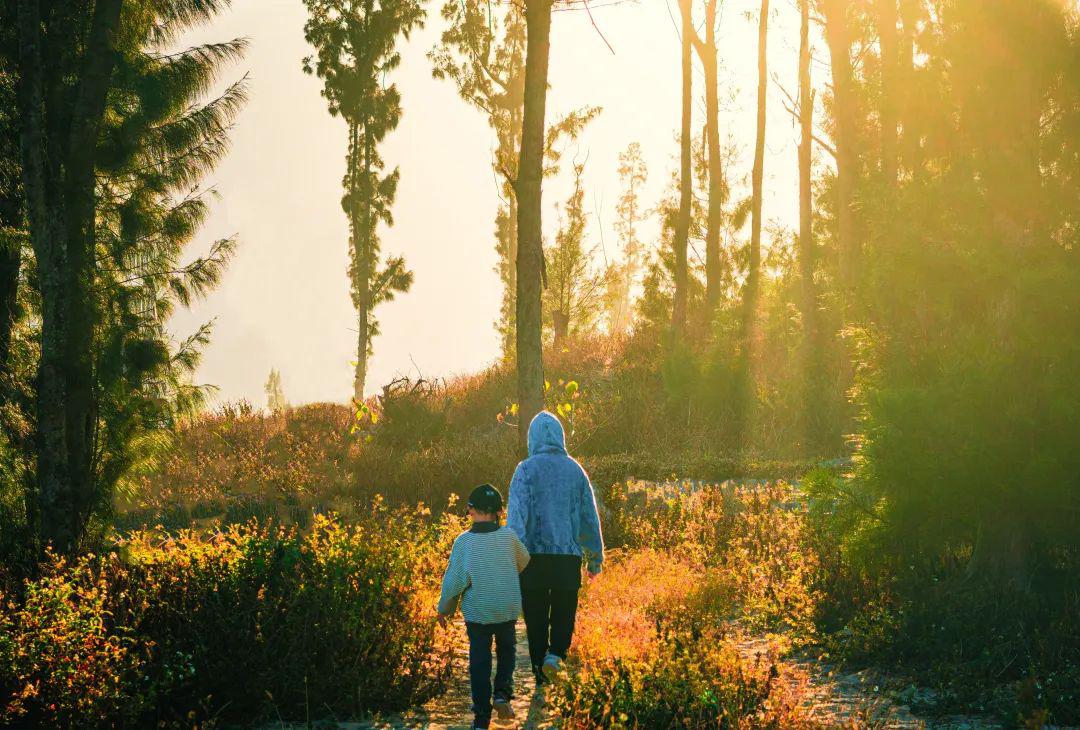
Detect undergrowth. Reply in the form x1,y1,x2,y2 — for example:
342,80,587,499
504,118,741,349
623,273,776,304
0,505,462,726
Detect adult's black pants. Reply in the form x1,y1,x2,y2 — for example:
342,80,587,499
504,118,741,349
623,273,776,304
519,554,582,670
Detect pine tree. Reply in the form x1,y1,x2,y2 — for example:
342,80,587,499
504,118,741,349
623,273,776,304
797,0,823,455
734,0,770,446
12,0,245,554
431,1,525,359
432,2,599,361
605,142,647,336
303,0,423,402
819,0,861,303
265,369,287,412
545,163,603,346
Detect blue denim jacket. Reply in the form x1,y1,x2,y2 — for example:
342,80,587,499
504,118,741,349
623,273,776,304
507,411,605,574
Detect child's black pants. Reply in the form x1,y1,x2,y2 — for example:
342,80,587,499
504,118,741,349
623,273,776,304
465,619,516,724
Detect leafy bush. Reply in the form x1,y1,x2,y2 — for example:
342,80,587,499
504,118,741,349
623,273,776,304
719,485,822,637
126,397,814,539
608,480,821,635
551,550,807,728
0,507,460,726
0,554,143,725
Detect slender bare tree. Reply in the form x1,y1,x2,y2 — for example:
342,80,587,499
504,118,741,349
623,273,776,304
743,0,770,352
798,0,823,453
513,0,554,445
672,0,694,335
686,0,725,311
820,0,860,301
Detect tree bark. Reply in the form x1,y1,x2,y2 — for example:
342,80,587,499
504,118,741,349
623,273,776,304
798,0,823,455
877,0,899,188
17,0,124,554
743,0,769,349
690,1,723,311
0,176,22,378
552,309,568,348
514,0,552,448
898,0,923,178
732,0,770,448
821,0,860,302
672,0,693,335
352,118,372,403
64,0,124,529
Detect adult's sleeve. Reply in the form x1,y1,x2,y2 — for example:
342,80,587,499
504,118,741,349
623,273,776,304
437,539,469,616
578,470,605,574
506,461,530,544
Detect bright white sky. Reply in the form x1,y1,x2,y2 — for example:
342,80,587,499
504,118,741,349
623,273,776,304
171,0,823,407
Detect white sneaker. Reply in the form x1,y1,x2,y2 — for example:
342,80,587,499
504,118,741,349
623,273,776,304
541,653,563,680
493,697,514,720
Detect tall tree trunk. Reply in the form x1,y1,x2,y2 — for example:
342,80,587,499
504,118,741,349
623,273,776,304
552,309,568,348
821,0,860,303
877,0,899,188
898,0,923,178
0,186,22,379
497,111,520,361
16,0,69,553
735,0,769,447
743,0,769,349
17,0,124,554
514,0,552,448
63,0,124,529
798,0,822,455
354,119,372,403
672,0,693,335
503,183,518,359
691,0,723,311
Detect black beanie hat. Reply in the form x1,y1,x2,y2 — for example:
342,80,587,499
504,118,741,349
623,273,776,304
468,483,504,514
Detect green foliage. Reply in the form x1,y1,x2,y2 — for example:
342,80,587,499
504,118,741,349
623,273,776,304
430,0,526,359
555,628,793,729
545,162,604,343
550,541,805,727
605,142,649,336
0,554,142,725
302,0,423,396
0,0,247,558
0,510,458,726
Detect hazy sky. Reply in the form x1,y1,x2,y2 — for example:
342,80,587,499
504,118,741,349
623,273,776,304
171,0,817,407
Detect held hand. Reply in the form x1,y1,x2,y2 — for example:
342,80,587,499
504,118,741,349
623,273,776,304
436,613,450,630
586,568,600,581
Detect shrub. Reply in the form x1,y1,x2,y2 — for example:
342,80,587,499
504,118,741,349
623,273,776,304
0,554,144,726
551,550,807,728
719,485,822,637
0,506,460,726
608,480,822,637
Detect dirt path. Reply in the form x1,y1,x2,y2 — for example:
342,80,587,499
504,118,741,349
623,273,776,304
266,624,996,729
356,622,551,730
736,635,999,729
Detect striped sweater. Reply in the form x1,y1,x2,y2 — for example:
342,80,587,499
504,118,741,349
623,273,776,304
437,523,530,624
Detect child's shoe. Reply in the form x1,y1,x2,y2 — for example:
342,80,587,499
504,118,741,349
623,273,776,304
541,653,563,680
493,696,514,720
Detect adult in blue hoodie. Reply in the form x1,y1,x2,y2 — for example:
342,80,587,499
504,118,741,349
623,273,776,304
507,411,605,684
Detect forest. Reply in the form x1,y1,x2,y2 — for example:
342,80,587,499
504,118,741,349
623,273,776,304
0,0,1078,727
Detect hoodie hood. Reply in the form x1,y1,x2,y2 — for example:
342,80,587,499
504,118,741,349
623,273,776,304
527,411,567,456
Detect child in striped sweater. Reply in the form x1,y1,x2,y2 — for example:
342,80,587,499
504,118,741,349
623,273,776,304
438,484,530,730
